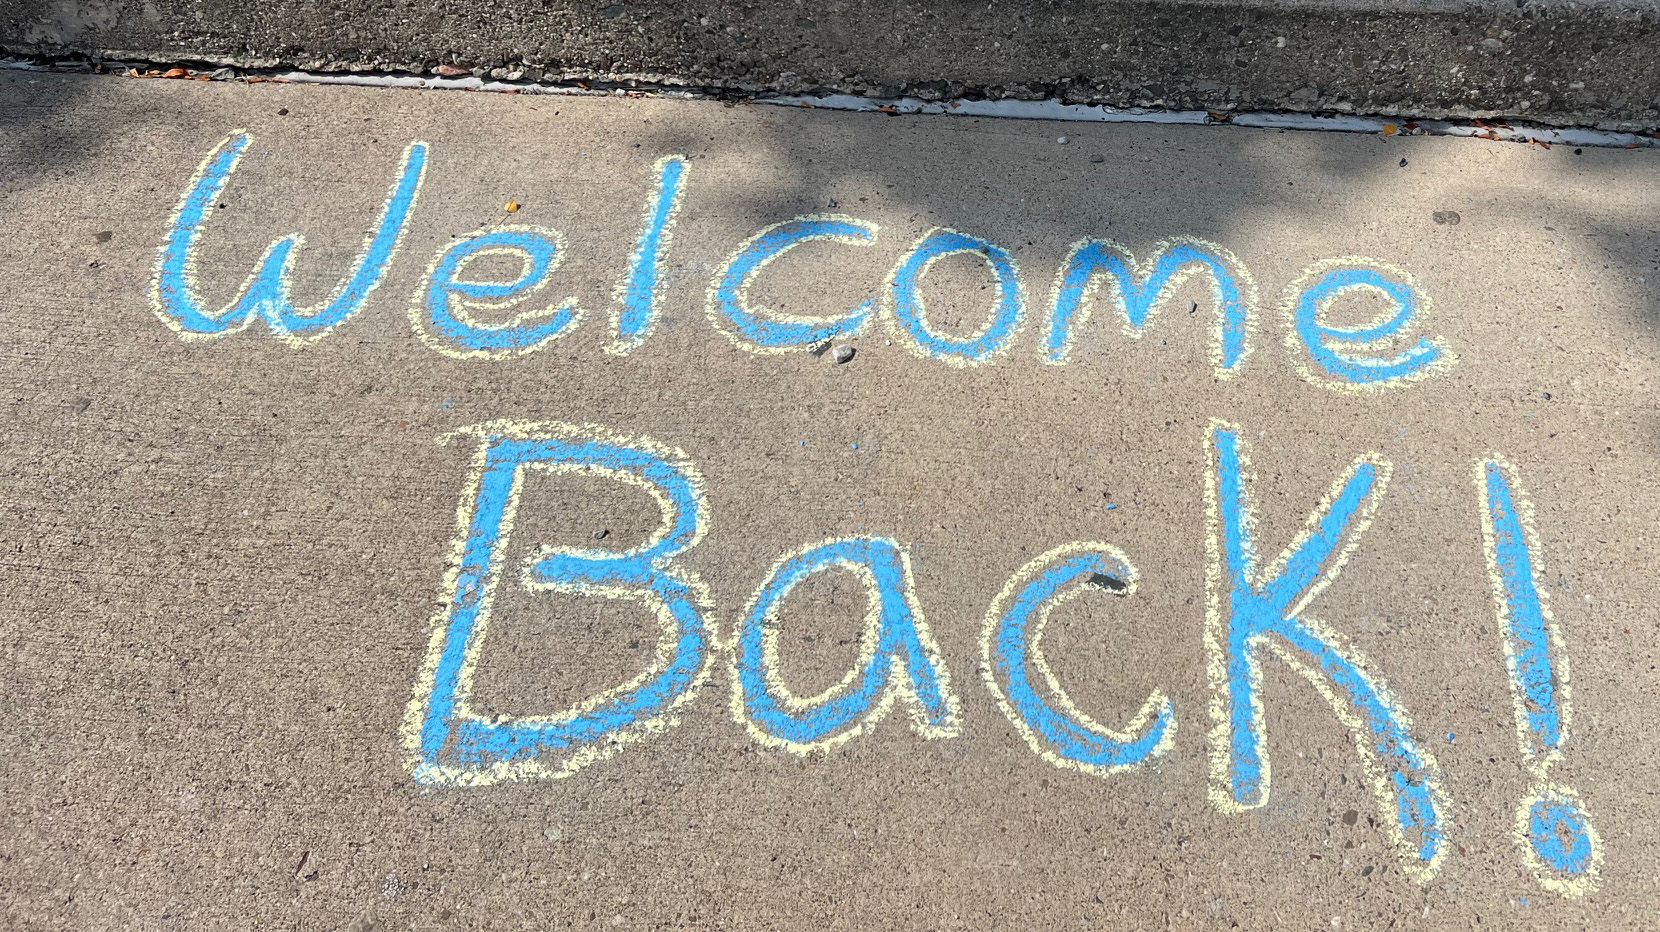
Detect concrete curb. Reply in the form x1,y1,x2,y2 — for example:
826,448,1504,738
3,0,1658,131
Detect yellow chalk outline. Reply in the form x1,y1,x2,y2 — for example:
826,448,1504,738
407,224,586,360
728,538,962,755
703,213,881,354
1475,456,1602,896
1202,419,1447,881
980,542,1175,778
606,155,689,356
402,419,714,786
1280,256,1458,393
881,227,1027,368
1042,236,1259,380
150,130,429,346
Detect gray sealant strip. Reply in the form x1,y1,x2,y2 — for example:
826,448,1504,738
4,58,1656,150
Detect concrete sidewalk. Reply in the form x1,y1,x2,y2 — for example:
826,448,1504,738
1,72,1658,929
4,0,1660,129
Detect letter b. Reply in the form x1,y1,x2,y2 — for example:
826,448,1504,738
403,421,714,785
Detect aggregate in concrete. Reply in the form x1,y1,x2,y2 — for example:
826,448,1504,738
1,72,1658,929
3,0,1660,128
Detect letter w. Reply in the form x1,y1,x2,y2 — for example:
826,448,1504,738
152,131,427,344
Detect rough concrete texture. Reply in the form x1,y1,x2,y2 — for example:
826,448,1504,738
3,0,1660,130
3,71,1660,929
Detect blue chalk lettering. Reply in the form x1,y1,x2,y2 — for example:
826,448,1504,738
1482,461,1565,756
711,217,878,350
1479,459,1602,893
1526,792,1597,877
987,546,1175,774
1208,424,1445,872
888,229,1024,364
409,423,712,784
154,132,428,343
1290,265,1446,386
736,538,959,750
611,156,687,354
1046,238,1253,374
418,228,581,357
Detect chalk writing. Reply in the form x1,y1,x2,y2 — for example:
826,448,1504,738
1284,258,1454,389
708,215,879,352
733,538,961,752
610,155,688,355
413,226,584,358
982,543,1176,776
885,228,1026,366
154,133,1458,388
145,132,1617,893
403,421,715,786
1204,422,1446,877
1478,458,1603,896
1045,237,1255,378
154,131,427,343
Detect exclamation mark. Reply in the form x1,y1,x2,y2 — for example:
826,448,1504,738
1477,458,1603,896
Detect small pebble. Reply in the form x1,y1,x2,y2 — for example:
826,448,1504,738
832,345,856,364
594,529,609,540
1057,135,1070,144
826,197,837,208
1399,157,1408,167
1432,209,1462,226
1089,154,1105,163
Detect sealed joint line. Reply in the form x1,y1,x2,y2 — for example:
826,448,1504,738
4,56,1658,150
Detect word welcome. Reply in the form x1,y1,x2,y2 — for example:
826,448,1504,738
400,419,1599,895
154,133,1452,389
